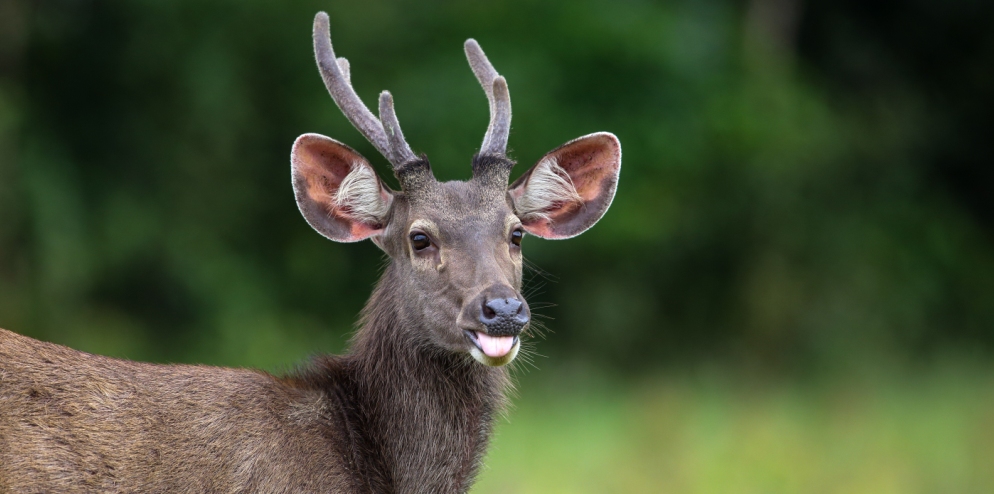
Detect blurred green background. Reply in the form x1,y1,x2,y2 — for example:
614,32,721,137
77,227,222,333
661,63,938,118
1,0,992,492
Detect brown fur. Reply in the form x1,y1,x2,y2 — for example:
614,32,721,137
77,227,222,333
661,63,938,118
0,262,508,493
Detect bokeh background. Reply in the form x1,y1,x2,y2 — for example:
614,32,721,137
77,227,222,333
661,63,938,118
1,0,992,492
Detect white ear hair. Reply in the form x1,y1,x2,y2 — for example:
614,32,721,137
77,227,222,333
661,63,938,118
335,163,390,223
513,157,582,221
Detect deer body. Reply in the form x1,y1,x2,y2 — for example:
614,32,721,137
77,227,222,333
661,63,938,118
0,11,620,493
1,328,353,492
0,280,505,492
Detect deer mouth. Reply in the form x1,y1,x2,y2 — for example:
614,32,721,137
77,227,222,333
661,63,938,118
464,330,519,366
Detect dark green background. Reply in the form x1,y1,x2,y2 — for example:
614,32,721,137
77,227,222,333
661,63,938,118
1,0,992,376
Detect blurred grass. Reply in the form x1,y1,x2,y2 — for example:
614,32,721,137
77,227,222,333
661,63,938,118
475,366,994,494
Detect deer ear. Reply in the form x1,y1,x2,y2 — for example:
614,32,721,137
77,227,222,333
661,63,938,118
509,132,621,239
291,133,394,242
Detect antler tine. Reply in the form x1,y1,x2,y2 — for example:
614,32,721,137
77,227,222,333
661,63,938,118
379,91,418,165
313,12,416,168
464,39,512,157
484,77,511,156
464,39,498,100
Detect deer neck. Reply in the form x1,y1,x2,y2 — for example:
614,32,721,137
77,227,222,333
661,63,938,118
338,266,511,493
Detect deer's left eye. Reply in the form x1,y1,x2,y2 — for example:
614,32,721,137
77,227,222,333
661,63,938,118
410,232,432,251
510,228,524,247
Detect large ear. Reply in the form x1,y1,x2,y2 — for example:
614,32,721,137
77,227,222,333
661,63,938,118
509,132,621,239
291,133,394,242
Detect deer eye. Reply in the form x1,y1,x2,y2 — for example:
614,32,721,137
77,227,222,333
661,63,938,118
410,232,432,251
510,228,524,247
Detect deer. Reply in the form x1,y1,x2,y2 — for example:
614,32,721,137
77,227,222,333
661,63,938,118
0,11,620,493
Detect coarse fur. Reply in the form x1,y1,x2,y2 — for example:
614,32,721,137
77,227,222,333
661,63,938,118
0,272,507,492
0,11,622,493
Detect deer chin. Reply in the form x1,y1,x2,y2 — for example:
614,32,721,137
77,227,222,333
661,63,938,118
464,330,520,367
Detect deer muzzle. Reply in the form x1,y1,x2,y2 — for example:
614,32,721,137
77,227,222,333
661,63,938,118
459,285,529,365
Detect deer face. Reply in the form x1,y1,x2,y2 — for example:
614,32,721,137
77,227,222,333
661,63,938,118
290,14,621,367
380,171,528,367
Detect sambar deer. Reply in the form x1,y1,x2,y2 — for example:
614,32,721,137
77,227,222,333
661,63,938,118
0,11,620,493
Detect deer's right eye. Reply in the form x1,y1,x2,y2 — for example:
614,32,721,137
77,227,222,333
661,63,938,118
410,232,432,251
510,228,524,247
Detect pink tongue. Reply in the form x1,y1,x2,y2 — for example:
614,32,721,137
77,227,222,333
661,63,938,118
476,332,515,358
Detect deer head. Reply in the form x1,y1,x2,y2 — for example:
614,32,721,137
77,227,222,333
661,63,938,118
291,12,621,367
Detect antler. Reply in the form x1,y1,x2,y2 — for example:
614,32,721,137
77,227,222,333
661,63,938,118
464,39,511,157
313,12,418,168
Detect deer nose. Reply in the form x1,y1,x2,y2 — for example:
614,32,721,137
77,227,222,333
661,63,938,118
480,297,529,336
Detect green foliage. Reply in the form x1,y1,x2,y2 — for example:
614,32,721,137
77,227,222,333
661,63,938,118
0,0,992,374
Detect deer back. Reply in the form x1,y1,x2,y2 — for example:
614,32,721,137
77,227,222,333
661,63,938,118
0,328,352,492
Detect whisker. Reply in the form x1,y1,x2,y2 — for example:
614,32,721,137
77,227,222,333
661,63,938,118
523,258,557,282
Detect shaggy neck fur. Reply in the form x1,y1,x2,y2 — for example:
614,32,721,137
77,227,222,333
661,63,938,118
294,263,511,493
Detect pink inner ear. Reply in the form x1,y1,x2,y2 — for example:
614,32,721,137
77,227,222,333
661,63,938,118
296,141,352,207
291,133,387,242
559,141,616,202
346,220,383,240
519,217,558,239
516,132,621,240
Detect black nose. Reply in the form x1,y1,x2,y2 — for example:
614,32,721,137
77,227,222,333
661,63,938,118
480,297,530,336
